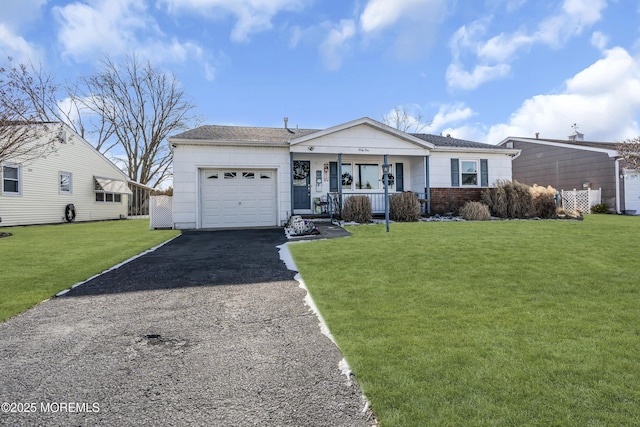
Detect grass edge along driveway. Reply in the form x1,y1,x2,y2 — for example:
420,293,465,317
289,215,640,427
0,219,180,322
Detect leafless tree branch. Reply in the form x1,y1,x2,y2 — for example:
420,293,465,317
76,54,197,187
382,105,431,133
617,137,640,171
0,57,62,163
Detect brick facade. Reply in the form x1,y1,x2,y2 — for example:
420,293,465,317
429,187,483,214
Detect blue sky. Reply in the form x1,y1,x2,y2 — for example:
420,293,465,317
2,0,640,144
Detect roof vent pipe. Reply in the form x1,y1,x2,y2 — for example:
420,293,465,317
535,132,539,139
284,117,289,129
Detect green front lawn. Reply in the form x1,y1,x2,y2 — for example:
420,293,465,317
289,215,640,426
0,220,180,322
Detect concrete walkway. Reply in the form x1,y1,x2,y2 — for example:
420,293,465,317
0,229,371,426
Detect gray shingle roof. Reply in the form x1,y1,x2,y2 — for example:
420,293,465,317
171,124,507,150
412,133,505,149
513,137,619,151
171,125,319,143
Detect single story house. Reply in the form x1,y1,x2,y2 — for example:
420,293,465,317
169,117,519,229
498,132,639,214
1,122,133,227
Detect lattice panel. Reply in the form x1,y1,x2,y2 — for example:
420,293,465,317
560,189,601,213
150,196,173,229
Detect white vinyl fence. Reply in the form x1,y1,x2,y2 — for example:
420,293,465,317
560,188,601,213
149,196,173,229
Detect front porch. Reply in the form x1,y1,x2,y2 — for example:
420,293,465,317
324,191,430,219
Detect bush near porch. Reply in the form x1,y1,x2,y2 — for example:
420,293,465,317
289,215,640,426
0,220,180,322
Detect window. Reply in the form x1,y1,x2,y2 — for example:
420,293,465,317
60,172,72,194
242,172,255,179
2,164,21,195
224,172,237,179
461,160,478,186
355,164,379,190
341,163,353,188
95,192,122,203
260,172,272,179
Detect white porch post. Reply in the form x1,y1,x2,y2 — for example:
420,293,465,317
425,155,431,214
290,152,294,216
338,153,343,204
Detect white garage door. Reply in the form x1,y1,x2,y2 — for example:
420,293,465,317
200,169,278,228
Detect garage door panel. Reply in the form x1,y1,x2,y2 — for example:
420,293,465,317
200,169,278,228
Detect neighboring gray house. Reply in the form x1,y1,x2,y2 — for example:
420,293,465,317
169,117,520,229
498,133,640,214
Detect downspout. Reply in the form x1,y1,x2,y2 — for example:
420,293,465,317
615,158,622,214
290,152,295,217
425,155,431,215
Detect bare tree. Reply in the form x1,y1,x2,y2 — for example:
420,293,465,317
0,58,62,163
617,137,640,171
75,55,196,187
382,105,431,133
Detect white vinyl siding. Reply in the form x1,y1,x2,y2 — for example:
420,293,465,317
0,127,128,227
429,152,513,188
172,144,290,229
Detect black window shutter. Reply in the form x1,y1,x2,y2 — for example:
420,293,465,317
329,162,338,192
451,158,460,187
480,159,488,187
395,163,404,192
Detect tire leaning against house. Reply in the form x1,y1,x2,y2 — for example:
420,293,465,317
64,204,76,222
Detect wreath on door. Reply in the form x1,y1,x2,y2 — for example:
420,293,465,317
342,172,353,186
293,161,310,180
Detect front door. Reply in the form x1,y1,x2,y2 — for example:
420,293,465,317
293,161,311,210
625,172,640,213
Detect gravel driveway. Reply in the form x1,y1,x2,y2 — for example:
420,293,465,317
0,228,372,426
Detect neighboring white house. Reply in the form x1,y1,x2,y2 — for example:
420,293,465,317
0,122,133,227
169,117,520,229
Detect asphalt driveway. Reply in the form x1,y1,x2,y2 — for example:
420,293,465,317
0,228,371,426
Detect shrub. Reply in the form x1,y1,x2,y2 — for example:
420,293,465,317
483,180,532,218
591,203,608,214
483,181,558,219
459,201,491,221
390,192,420,222
557,207,584,220
342,195,372,223
482,183,508,217
530,184,557,218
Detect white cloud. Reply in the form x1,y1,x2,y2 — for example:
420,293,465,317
0,24,40,63
360,0,432,33
160,0,307,43
53,0,211,78
359,0,447,59
591,31,608,51
427,103,476,131
319,19,356,71
481,47,640,143
1,0,48,27
448,0,607,90
0,0,47,63
54,0,154,60
446,62,510,90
